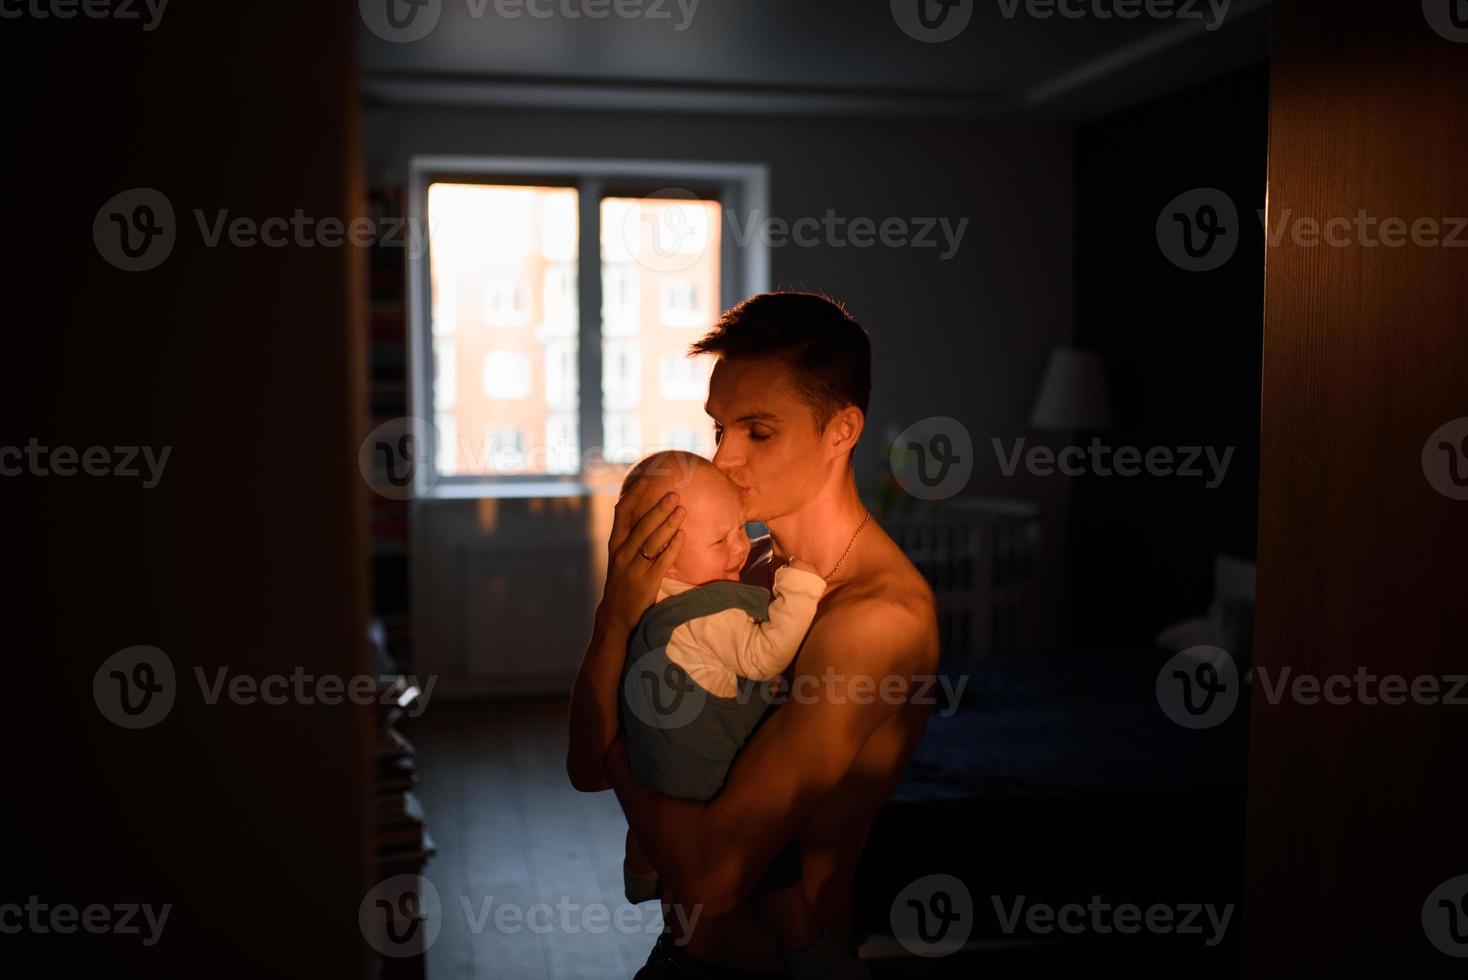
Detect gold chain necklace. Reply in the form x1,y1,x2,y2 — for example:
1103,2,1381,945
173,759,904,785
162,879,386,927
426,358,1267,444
823,511,871,582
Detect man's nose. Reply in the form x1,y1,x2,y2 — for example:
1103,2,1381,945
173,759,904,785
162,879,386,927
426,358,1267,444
712,440,740,471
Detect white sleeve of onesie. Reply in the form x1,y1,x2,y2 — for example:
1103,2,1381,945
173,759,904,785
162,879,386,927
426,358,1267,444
669,566,827,685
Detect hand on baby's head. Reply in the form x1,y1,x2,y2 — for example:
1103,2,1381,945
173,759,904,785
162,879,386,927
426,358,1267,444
623,449,749,586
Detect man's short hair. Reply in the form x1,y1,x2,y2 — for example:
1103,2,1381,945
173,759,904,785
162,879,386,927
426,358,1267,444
689,291,872,430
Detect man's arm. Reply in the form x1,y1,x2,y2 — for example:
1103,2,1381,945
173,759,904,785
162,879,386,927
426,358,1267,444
567,486,685,792
606,597,933,914
566,620,634,793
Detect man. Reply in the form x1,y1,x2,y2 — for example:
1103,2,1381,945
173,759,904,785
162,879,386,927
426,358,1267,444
568,292,939,977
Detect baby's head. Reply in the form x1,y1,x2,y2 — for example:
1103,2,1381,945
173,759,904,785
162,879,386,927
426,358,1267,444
620,450,751,585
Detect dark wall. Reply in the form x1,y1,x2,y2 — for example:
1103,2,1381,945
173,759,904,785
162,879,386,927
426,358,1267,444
3,3,374,976
1066,65,1269,651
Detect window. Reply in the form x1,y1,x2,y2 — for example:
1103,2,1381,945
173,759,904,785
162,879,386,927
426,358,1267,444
484,351,531,400
544,340,577,412
542,265,577,336
661,426,700,452
432,269,457,337
660,279,704,328
435,413,457,475
603,339,641,411
540,193,578,262
601,264,639,337
415,161,766,492
486,425,525,472
483,276,528,327
434,342,456,411
545,413,579,475
659,353,707,401
603,412,642,460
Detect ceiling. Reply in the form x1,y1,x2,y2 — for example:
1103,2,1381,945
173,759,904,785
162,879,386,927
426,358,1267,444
360,0,1272,120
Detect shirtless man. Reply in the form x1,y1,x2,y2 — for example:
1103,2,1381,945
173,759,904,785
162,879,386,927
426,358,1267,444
567,291,940,977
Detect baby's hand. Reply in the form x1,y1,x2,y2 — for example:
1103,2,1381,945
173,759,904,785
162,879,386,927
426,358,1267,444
787,557,819,575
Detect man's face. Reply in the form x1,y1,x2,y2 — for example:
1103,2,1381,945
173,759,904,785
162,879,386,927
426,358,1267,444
705,357,834,523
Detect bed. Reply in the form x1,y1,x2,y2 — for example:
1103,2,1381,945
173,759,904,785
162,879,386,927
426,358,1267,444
852,649,1251,962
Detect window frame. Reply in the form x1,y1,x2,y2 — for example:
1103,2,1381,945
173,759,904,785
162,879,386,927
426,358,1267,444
408,156,769,499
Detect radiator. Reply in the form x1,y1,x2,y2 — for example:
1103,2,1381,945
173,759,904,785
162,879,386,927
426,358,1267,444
880,498,1043,665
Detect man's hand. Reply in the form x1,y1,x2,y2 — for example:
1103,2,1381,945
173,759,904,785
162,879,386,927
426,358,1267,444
597,483,686,633
566,483,686,792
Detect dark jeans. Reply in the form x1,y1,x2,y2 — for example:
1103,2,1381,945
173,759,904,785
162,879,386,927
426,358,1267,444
634,931,790,980
636,838,802,977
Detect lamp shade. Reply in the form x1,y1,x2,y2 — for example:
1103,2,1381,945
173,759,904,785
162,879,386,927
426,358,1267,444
1030,348,1112,431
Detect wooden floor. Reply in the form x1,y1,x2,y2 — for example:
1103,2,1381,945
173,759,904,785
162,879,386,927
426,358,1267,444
402,700,1239,980
405,699,660,980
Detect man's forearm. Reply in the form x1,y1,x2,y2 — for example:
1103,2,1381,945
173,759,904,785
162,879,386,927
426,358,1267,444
566,615,630,792
605,738,741,914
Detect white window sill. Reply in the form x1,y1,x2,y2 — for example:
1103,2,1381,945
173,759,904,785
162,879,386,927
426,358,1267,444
420,480,612,500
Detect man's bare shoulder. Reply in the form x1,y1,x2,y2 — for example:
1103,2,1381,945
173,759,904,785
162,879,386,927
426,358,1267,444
811,525,938,675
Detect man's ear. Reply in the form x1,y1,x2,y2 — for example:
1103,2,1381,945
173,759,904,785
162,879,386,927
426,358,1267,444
826,405,865,460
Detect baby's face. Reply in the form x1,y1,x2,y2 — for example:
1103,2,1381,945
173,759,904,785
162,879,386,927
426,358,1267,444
668,467,751,586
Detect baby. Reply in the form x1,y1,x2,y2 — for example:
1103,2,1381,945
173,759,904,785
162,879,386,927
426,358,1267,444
618,450,858,979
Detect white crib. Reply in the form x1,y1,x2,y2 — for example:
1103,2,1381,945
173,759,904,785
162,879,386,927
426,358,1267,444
878,497,1043,665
